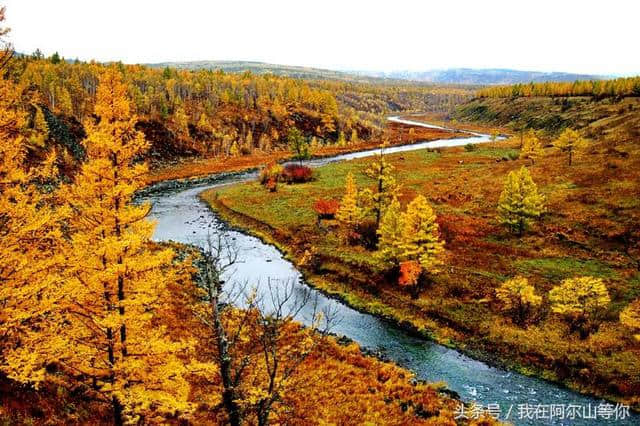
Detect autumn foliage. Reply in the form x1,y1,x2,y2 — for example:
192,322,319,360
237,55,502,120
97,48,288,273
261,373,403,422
312,198,339,218
282,163,313,183
497,166,545,236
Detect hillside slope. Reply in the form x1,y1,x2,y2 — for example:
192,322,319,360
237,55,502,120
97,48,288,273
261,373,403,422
455,96,640,142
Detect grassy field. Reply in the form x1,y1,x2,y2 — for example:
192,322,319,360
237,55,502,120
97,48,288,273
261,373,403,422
147,122,465,184
202,127,640,408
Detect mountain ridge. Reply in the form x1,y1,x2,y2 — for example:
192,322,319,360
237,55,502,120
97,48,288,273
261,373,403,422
147,60,607,85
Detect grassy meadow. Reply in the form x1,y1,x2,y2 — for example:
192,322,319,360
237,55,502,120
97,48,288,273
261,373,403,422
203,129,640,408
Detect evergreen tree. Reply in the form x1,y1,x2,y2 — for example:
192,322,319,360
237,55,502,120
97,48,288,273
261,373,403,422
50,51,61,64
287,127,310,161
497,166,544,236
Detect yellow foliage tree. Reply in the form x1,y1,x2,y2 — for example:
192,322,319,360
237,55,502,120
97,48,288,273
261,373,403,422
0,79,66,376
519,130,542,164
4,68,194,424
197,112,213,133
364,143,399,227
399,195,445,275
350,128,358,144
173,105,190,139
495,277,542,326
620,299,640,341
29,104,49,147
549,276,610,338
376,197,404,267
229,140,240,157
336,172,364,241
554,128,586,166
497,166,544,236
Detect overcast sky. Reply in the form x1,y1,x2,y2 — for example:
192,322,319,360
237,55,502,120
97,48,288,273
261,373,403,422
3,0,639,76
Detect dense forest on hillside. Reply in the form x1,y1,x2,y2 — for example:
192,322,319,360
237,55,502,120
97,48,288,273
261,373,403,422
4,53,474,178
477,76,640,98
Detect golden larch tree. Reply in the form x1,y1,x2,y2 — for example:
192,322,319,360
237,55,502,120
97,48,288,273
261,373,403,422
375,197,404,267
5,68,194,424
554,128,586,166
363,143,399,227
620,299,640,341
495,276,542,326
519,129,542,165
0,78,67,376
336,172,364,240
549,276,610,339
497,166,544,236
398,195,445,275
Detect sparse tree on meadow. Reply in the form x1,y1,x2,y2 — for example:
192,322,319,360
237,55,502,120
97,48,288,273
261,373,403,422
554,128,586,166
620,299,640,342
497,166,545,236
549,276,610,339
399,195,445,275
519,129,543,165
336,172,364,241
364,143,399,227
495,276,542,326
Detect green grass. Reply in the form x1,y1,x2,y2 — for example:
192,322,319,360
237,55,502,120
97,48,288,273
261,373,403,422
514,257,618,281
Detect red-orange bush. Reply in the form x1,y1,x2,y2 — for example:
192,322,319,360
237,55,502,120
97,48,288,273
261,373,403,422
283,164,313,183
313,199,339,219
398,261,422,287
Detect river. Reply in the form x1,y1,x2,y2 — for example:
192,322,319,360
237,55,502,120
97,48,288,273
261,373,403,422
141,118,636,425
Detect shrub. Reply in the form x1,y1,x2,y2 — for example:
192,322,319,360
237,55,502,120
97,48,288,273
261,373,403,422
259,162,284,185
313,199,339,219
282,164,313,183
495,276,542,327
265,177,277,192
464,143,477,152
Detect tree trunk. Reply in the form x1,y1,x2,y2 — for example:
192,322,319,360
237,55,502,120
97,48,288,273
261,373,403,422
112,395,124,426
214,301,241,426
207,261,242,426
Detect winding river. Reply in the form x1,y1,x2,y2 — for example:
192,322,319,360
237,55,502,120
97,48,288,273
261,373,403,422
141,118,636,425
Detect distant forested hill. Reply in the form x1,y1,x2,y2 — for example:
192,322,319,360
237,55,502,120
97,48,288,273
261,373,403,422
148,61,605,85
147,60,395,83
354,68,606,85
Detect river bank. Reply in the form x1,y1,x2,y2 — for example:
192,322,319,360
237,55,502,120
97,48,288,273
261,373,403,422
199,121,640,413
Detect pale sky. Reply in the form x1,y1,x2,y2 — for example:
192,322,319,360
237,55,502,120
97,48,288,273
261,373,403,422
3,0,639,76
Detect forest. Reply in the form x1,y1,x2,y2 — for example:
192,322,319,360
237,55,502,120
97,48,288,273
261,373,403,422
0,5,497,425
2,2,639,425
